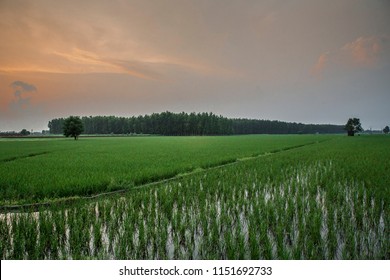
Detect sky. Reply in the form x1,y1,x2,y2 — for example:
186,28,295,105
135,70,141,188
1,0,389,132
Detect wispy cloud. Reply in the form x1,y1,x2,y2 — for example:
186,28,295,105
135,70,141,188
341,36,387,67
311,52,329,78
50,48,231,80
0,1,238,80
311,35,389,77
52,48,163,80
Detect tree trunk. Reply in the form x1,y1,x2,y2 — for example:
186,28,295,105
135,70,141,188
347,130,354,136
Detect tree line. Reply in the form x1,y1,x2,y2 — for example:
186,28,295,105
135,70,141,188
233,118,344,134
48,111,345,136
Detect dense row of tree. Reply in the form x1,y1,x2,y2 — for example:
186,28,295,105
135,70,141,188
0,129,31,137
49,112,233,135
48,111,345,136
232,118,344,134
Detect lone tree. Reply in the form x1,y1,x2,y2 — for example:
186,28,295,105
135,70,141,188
383,126,390,134
345,118,363,136
63,116,84,140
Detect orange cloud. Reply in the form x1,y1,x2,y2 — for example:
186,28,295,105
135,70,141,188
342,36,386,66
52,48,162,80
0,1,239,83
311,52,329,78
311,35,389,77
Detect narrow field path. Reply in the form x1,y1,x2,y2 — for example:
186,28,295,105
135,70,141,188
0,151,50,163
0,140,326,213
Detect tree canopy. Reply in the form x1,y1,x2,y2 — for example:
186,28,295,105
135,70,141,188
48,112,345,136
20,129,30,136
345,118,363,136
383,126,389,134
63,116,84,140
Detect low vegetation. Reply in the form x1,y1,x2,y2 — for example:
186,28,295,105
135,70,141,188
0,135,388,260
0,135,328,205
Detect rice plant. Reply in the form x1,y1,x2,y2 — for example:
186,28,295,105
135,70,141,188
1,135,388,260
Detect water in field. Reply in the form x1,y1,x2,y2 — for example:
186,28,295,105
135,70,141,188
1,160,388,260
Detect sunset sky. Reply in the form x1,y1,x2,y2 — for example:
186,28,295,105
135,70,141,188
1,0,389,131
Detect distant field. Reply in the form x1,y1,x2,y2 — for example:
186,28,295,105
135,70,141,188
1,135,388,259
0,135,330,205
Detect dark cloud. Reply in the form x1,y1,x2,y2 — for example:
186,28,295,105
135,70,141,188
11,80,37,94
10,96,31,109
8,80,37,111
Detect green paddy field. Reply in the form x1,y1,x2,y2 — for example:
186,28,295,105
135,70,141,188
0,135,388,259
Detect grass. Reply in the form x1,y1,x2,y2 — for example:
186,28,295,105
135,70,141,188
0,134,329,205
0,134,388,260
